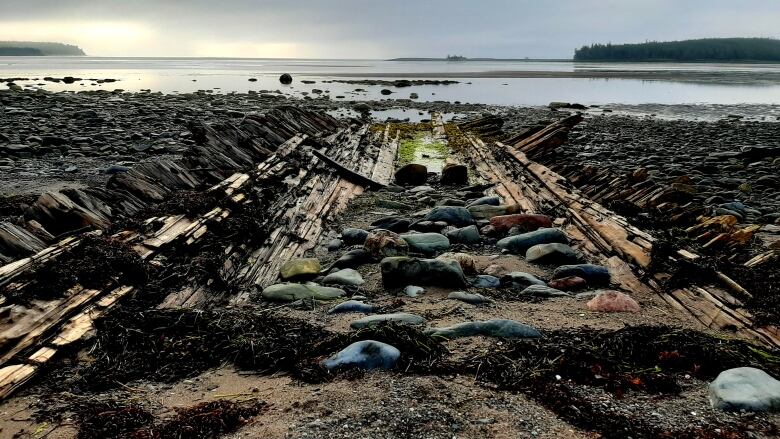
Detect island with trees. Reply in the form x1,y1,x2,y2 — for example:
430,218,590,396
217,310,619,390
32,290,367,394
0,41,85,56
574,37,780,62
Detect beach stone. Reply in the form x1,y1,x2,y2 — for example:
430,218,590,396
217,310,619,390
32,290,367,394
279,258,321,280
445,225,481,244
423,206,475,227
525,243,582,265
279,73,293,84
364,229,409,259
322,340,400,370
427,319,541,339
709,367,780,412
520,284,571,298
497,228,568,254
394,163,428,186
404,285,424,297
553,264,611,285
448,291,493,304
0,144,32,155
328,300,375,314
410,221,442,233
548,276,588,291
342,228,369,245
490,214,553,233
436,252,477,274
371,216,411,233
472,274,501,288
501,272,546,289
330,248,372,270
409,185,433,194
327,239,343,251
104,164,130,174
350,312,426,329
441,163,468,185
262,283,345,301
586,290,640,312
401,232,450,255
719,201,747,217
380,256,468,287
468,204,508,220
466,196,501,207
323,268,365,286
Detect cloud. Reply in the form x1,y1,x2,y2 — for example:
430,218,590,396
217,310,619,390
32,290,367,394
0,0,778,57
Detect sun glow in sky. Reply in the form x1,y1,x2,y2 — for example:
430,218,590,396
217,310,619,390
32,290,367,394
0,21,158,56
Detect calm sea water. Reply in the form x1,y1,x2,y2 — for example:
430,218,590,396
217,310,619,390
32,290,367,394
2,57,780,107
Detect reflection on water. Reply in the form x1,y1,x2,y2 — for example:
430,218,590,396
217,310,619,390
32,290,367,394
2,57,780,106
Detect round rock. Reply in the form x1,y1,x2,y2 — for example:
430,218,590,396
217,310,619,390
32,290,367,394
322,340,400,370
350,312,426,329
709,367,780,412
322,268,365,286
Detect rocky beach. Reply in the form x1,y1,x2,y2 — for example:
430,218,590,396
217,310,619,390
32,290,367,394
0,74,779,439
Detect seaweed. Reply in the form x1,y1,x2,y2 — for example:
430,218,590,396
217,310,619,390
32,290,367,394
59,308,332,391
76,399,264,439
2,234,147,303
469,325,780,395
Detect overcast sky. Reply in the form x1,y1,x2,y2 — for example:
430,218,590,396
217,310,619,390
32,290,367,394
1,0,779,58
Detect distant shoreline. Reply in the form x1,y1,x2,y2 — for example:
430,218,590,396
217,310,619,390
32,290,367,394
387,58,572,62
313,69,780,84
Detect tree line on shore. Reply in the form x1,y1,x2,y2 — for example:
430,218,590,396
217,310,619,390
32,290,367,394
574,37,780,62
0,41,85,56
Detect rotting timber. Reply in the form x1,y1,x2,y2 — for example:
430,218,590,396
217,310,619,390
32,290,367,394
0,107,779,437
454,113,780,348
0,107,398,398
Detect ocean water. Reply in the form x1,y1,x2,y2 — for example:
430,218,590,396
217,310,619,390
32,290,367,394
2,57,780,107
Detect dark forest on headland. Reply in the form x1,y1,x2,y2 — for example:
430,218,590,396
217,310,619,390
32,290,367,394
0,41,85,56
574,37,780,62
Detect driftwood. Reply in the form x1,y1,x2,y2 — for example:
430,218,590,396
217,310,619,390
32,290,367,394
310,149,386,190
0,108,348,399
456,119,780,350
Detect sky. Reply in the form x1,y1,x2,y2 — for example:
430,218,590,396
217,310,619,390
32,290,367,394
1,0,779,58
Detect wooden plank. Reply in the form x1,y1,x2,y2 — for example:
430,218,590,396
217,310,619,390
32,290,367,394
0,286,102,366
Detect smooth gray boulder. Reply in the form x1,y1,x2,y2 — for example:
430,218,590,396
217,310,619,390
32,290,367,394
403,285,424,297
423,206,475,227
322,340,400,370
525,243,582,265
520,284,571,298
497,228,568,254
350,312,426,329
709,367,780,412
342,228,369,245
322,268,365,286
371,216,411,233
427,319,542,339
328,300,375,314
262,283,345,301
466,196,501,207
472,274,500,288
501,272,546,289
445,225,481,244
448,291,494,304
467,204,508,220
401,232,450,255
380,256,468,288
329,249,372,270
